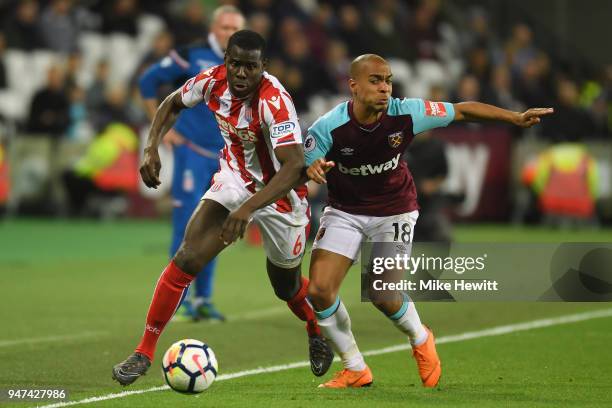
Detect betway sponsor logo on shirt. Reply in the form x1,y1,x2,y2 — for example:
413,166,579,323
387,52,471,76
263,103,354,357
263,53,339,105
337,153,401,176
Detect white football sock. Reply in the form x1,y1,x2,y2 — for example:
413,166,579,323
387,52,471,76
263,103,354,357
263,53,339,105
388,294,428,346
315,298,366,371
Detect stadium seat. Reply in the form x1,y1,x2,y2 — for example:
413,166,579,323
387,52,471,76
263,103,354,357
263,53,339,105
107,34,141,85
387,59,413,93
0,90,29,121
78,33,107,88
136,14,166,55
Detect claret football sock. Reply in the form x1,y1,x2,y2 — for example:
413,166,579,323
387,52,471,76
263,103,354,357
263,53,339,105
287,277,321,337
135,261,195,360
387,293,428,346
315,298,366,371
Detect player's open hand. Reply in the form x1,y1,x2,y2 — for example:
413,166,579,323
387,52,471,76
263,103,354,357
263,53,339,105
140,147,162,188
514,108,554,128
220,205,252,245
307,158,335,184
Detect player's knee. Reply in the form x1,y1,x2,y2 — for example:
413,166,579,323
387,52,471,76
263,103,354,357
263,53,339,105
173,245,203,276
307,281,336,309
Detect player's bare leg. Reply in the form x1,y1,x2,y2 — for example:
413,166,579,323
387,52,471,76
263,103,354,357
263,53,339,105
266,259,334,377
112,200,230,386
308,249,372,388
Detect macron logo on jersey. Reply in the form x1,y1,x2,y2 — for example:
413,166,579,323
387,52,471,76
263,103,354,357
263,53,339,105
425,101,447,117
337,153,401,176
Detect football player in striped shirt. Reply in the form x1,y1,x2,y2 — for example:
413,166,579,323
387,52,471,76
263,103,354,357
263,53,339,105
112,30,333,386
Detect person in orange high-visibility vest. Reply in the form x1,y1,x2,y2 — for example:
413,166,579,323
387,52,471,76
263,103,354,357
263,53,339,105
63,123,138,216
522,143,598,219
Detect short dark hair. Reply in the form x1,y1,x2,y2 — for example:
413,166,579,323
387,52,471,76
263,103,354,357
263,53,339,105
226,30,266,57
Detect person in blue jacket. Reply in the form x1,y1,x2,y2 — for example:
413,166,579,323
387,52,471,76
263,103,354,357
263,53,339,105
139,5,245,321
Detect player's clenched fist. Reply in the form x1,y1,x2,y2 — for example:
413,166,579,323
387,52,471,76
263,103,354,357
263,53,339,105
140,147,162,188
307,158,335,184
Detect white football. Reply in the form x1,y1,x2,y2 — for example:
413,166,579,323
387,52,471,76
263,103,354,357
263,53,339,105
161,339,218,393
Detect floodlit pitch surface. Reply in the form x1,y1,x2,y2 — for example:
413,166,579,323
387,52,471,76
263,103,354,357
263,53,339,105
1,220,611,407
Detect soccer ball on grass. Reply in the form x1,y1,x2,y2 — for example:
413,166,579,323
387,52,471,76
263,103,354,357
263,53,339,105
162,339,218,394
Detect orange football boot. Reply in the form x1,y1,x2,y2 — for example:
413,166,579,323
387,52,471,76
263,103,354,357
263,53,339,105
412,326,441,387
318,366,373,388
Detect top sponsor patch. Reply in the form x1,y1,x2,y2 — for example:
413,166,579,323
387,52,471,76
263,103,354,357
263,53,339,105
270,121,296,138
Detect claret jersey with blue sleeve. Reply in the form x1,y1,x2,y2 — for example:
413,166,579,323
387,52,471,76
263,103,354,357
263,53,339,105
304,98,455,216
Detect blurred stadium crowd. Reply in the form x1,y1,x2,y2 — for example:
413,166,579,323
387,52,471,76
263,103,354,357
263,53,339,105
0,0,610,226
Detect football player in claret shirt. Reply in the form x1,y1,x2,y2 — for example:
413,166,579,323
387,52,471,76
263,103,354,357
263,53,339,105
304,54,553,388
112,30,333,386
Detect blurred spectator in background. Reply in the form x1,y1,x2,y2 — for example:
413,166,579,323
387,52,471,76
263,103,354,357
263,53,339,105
363,0,407,59
66,84,92,141
579,66,612,137
90,84,130,132
504,22,539,75
133,30,175,82
543,78,595,142
305,2,334,63
27,64,70,138
39,0,80,53
323,39,351,95
64,51,83,89
405,134,453,242
407,0,445,61
248,12,272,42
169,0,207,47
336,5,370,57
521,143,599,225
101,0,139,37
453,73,481,103
62,122,138,217
86,60,110,113
487,65,524,112
279,28,334,112
4,0,45,51
514,52,554,108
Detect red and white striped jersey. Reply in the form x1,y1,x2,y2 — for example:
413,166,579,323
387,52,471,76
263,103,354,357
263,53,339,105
180,64,307,210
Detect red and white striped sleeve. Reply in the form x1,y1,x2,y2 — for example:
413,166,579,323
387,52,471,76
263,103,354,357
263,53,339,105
260,77,302,150
180,66,217,108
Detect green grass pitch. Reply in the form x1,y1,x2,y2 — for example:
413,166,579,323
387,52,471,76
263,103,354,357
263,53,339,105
0,220,611,407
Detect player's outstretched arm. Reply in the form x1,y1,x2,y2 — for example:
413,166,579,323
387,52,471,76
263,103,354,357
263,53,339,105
220,144,305,244
453,102,554,128
140,90,186,188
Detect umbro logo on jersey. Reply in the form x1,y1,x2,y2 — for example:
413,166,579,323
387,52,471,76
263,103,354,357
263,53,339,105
388,132,403,148
340,147,354,156
337,153,401,176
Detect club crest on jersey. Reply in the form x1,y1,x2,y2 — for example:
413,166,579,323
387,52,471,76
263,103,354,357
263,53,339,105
388,131,403,148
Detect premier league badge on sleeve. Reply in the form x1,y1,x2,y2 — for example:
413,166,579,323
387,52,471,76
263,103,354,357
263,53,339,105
388,131,403,148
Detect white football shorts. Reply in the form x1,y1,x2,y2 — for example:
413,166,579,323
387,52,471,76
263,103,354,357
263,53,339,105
203,162,309,268
312,206,419,261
